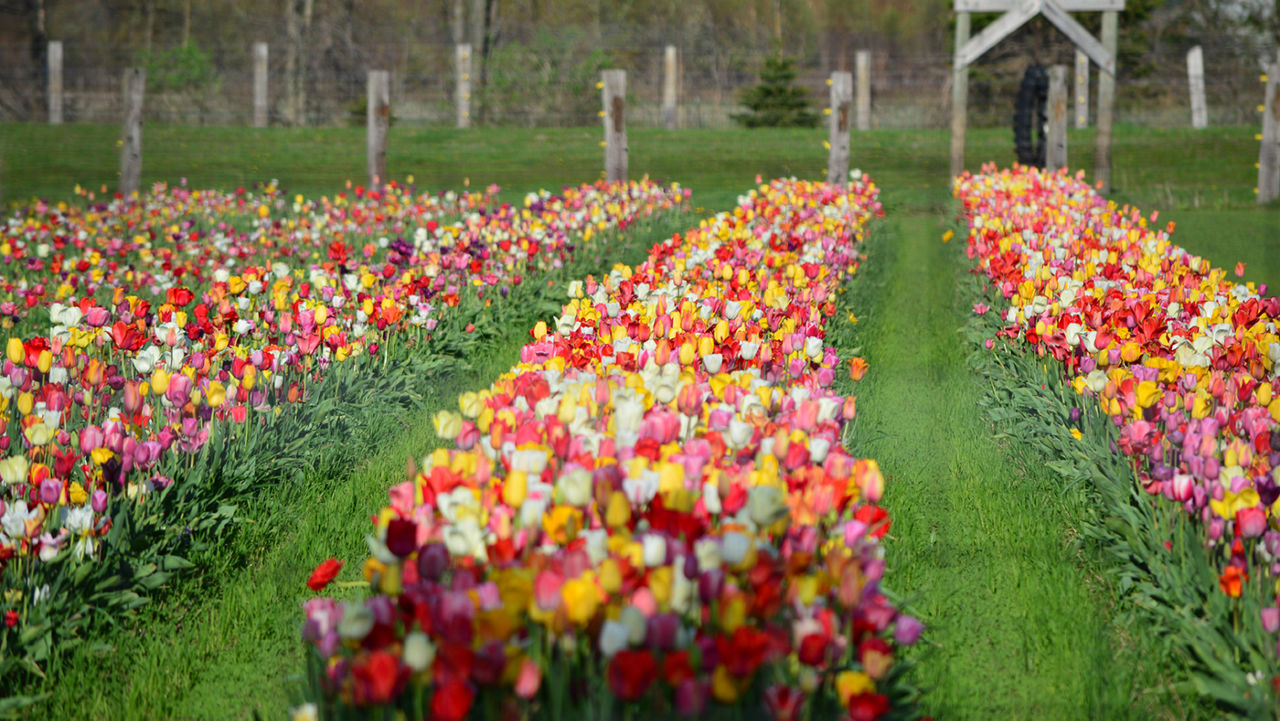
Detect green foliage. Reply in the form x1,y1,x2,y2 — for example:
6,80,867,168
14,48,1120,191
732,54,819,129
964,270,1267,718
346,96,398,128
480,29,613,127
137,44,220,95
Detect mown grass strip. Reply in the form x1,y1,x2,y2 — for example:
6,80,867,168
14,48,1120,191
828,208,1181,720
16,213,686,721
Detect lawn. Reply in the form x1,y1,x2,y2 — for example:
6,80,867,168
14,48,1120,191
3,122,1273,282
2,122,1277,719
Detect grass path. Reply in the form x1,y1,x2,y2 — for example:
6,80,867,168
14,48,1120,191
841,209,1163,719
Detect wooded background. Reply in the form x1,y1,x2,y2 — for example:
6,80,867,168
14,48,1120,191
0,0,1275,127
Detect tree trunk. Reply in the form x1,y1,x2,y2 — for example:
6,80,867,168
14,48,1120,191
29,0,48,120
470,0,485,121
144,0,155,53
452,0,465,45
183,0,191,47
284,0,313,126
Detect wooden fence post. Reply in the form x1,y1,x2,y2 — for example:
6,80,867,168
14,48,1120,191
827,71,853,184
602,69,627,183
1074,49,1088,129
1187,45,1207,129
1094,9,1117,194
253,42,269,127
119,67,145,197
1259,52,1280,204
367,70,390,189
456,44,471,128
48,40,63,125
1047,65,1068,172
662,45,678,130
950,11,971,180
854,50,871,131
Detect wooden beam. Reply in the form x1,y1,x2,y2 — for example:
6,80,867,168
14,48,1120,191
1074,49,1089,128
827,71,853,184
602,70,627,183
367,70,390,189
119,68,145,197
48,40,63,125
1094,10,1117,194
456,44,471,128
855,50,871,131
1040,0,1114,74
950,11,971,179
956,0,1122,11
662,45,678,130
957,3,1039,68
1046,65,1068,171
1187,45,1207,129
1259,52,1279,204
253,42,268,127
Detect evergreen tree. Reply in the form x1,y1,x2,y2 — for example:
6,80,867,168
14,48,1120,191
732,53,819,128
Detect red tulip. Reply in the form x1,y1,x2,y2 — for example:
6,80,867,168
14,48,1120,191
797,632,830,667
430,678,475,721
607,648,658,701
848,691,890,721
306,558,343,591
352,649,403,705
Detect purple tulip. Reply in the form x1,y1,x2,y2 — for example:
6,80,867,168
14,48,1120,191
39,478,63,505
646,613,680,652
674,679,708,717
416,542,449,580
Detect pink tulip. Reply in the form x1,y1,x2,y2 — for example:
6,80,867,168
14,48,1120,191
514,658,541,699
1238,507,1268,538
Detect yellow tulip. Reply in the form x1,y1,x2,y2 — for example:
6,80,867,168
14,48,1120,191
16,392,33,417
151,368,171,395
36,350,52,374
711,665,750,703
1135,381,1160,409
458,391,484,419
598,559,622,595
24,423,53,447
679,342,696,366
502,470,528,508
561,576,599,626
433,410,462,440
5,338,23,364
835,671,875,706
205,381,227,408
605,491,630,527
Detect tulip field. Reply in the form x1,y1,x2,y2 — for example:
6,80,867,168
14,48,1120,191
0,124,1278,721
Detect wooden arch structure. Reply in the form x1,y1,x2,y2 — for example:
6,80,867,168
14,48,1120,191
950,0,1124,192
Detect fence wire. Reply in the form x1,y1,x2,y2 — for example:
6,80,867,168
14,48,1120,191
0,41,1271,130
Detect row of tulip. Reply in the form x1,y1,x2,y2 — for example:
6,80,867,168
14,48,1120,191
957,165,1279,578
956,164,1280,711
1,180,497,331
299,176,923,721
0,178,688,682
